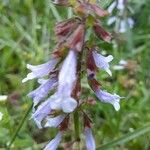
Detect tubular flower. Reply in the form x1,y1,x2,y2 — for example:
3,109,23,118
92,50,113,76
28,77,57,107
44,115,66,128
22,58,58,83
44,132,62,150
95,90,121,111
85,127,96,150
31,100,52,128
23,0,124,149
50,50,78,113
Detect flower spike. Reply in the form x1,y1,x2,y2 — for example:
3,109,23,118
22,1,124,149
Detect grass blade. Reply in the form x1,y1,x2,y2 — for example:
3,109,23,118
49,2,62,22
97,123,150,150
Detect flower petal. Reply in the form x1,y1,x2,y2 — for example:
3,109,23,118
92,50,113,76
44,132,62,150
22,58,58,82
44,115,65,128
58,50,77,95
28,78,57,107
61,97,77,113
49,94,62,110
85,128,96,150
95,90,121,111
31,100,51,128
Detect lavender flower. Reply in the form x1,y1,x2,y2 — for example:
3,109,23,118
28,77,57,107
85,127,96,150
22,58,58,83
44,132,62,150
50,50,77,113
95,90,121,111
31,100,51,128
44,115,66,128
92,50,113,76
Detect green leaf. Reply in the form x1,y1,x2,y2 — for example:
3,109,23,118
97,123,150,150
49,2,62,22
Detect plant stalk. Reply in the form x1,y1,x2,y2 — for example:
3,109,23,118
7,103,33,149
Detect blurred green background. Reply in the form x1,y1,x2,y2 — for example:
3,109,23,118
0,0,150,149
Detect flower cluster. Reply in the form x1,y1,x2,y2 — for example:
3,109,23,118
23,0,123,149
107,0,134,33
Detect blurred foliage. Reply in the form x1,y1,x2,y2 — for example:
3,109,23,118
0,0,150,149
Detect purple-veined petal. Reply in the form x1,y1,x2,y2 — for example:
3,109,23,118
44,115,66,128
107,1,117,13
95,90,121,111
85,127,96,150
22,58,58,83
31,100,51,128
28,78,57,107
58,50,77,95
44,132,62,150
61,97,77,113
92,50,113,76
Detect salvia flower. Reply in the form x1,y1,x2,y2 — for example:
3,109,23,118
85,127,96,150
22,58,58,83
23,1,124,149
50,50,77,113
44,132,62,150
28,77,57,107
92,50,113,76
31,100,52,128
95,90,121,111
44,115,66,128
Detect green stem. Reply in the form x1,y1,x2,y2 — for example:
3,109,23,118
7,103,33,149
74,111,80,142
